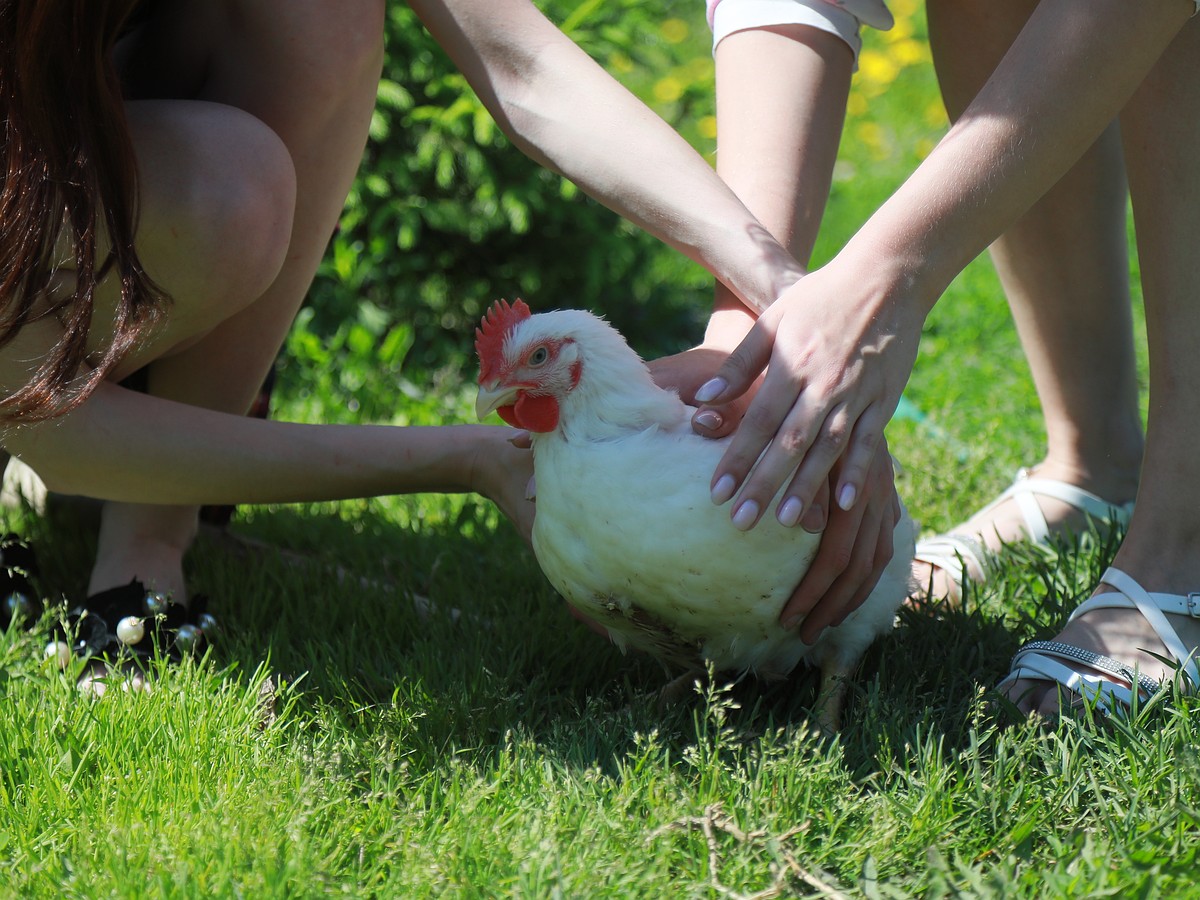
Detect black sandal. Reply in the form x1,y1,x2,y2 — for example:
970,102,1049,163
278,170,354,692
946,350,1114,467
49,579,218,666
0,533,41,631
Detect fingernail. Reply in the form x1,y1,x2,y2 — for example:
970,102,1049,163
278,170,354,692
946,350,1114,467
694,409,723,431
732,499,759,531
777,497,803,527
837,484,857,510
525,476,537,501
711,474,737,505
781,614,801,631
694,377,727,404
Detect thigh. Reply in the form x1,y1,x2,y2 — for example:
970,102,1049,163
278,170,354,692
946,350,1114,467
88,99,296,378
926,0,1039,115
1121,16,1200,322
97,0,382,379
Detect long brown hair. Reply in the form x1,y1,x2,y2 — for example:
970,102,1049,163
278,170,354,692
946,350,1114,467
0,0,166,422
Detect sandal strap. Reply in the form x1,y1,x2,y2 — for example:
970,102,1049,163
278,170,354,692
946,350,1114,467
999,566,1200,716
1014,639,1162,700
55,579,215,662
913,533,990,587
1000,469,1134,545
1070,567,1200,688
998,647,1139,716
916,469,1133,593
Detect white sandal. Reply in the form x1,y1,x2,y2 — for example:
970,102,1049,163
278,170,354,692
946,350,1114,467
914,468,1135,595
998,567,1200,716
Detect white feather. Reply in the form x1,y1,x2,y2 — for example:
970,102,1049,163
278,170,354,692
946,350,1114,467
505,309,915,682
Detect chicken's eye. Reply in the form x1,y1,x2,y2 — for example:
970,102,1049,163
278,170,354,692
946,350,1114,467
528,346,549,366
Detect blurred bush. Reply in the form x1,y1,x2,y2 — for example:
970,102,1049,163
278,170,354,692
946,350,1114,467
279,0,943,425
280,0,719,422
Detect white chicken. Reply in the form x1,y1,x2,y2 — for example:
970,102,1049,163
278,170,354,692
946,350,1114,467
474,299,915,728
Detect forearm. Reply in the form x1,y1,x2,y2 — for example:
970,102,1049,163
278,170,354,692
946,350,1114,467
713,24,852,265
410,0,803,312
705,23,853,325
4,381,496,505
845,0,1190,308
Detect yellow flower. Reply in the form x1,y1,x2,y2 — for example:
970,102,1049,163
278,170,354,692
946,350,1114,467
858,49,899,86
847,91,868,118
698,115,718,140
660,18,689,43
890,0,920,20
890,38,929,66
856,120,885,147
653,76,684,103
924,100,948,127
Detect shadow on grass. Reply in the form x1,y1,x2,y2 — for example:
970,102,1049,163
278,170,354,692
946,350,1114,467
13,495,1126,787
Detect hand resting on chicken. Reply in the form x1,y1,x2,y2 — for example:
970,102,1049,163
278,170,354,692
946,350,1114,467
475,300,915,730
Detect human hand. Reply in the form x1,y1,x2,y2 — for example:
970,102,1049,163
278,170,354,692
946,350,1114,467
696,262,923,530
470,427,536,543
779,438,900,644
647,302,761,439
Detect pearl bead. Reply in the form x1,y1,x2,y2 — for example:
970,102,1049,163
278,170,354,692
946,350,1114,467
195,613,219,636
44,640,71,669
3,591,33,622
143,590,170,616
116,616,145,645
174,623,203,654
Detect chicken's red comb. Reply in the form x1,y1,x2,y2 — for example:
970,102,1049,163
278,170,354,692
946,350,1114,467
475,298,532,383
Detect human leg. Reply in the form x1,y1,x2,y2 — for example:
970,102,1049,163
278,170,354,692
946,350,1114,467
915,0,1143,601
89,0,385,601
1001,16,1200,716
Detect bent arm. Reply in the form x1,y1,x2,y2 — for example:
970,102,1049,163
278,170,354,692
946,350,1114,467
844,0,1189,303
706,21,853,341
408,0,804,312
4,379,499,504
706,0,1194,528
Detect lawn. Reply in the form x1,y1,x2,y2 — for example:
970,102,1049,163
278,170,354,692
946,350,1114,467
1,4,1195,899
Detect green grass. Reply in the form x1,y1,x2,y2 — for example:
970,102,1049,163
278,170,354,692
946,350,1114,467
1,11,1193,900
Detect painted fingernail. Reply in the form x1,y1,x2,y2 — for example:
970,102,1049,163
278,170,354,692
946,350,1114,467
694,409,723,431
711,474,737,505
694,377,728,404
777,497,803,527
837,484,857,510
732,499,759,531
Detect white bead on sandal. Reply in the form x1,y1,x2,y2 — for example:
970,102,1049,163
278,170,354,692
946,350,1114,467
998,567,1200,716
914,468,1135,596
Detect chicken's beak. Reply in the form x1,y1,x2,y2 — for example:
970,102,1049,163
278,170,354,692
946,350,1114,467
475,381,520,421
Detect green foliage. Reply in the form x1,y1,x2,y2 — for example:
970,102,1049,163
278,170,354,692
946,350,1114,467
285,1,719,418
3,500,1198,898
1,6,1176,898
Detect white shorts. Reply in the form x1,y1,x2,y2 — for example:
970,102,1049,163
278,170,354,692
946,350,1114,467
706,0,894,61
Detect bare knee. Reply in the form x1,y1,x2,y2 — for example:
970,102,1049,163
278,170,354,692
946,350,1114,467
131,101,296,329
204,115,296,304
